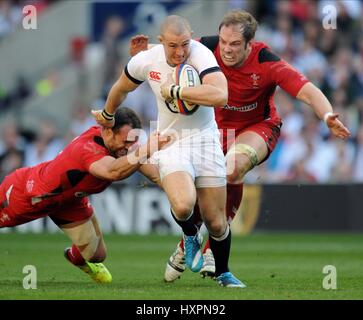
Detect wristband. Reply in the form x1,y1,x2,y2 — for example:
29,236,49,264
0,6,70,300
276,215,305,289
323,112,333,124
169,85,182,99
102,109,114,121
169,85,176,99
178,86,184,100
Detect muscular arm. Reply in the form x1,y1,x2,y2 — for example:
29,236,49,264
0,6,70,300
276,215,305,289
89,131,173,181
103,71,140,115
180,71,228,107
269,56,350,139
89,144,149,182
296,82,333,120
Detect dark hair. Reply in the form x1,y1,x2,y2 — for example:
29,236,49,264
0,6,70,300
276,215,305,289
219,10,258,44
113,107,142,132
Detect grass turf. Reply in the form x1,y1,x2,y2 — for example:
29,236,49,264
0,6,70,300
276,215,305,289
0,232,362,300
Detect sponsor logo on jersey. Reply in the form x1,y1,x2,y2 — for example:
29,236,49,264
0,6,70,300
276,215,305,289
223,102,258,112
149,71,161,82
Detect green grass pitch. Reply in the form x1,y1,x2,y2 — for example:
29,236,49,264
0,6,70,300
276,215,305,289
0,232,362,300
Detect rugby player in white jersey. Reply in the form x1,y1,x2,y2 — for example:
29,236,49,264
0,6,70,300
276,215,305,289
92,15,245,287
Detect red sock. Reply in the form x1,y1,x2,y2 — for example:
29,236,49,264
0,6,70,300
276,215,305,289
226,183,243,223
203,239,210,253
66,244,86,266
179,238,184,250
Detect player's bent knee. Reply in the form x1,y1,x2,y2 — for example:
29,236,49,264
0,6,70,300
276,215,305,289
203,216,227,236
172,201,195,220
226,143,259,183
226,168,245,184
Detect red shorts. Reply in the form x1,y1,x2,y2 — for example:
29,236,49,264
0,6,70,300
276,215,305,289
0,168,93,228
221,118,282,162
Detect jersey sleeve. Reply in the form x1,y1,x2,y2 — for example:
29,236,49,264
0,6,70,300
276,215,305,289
124,50,150,84
269,59,310,97
189,40,221,82
78,138,109,171
199,36,219,52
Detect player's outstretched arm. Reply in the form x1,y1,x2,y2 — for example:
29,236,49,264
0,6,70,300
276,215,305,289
296,82,351,140
92,72,140,128
89,131,172,181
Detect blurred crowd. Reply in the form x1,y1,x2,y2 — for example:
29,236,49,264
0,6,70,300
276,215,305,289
245,0,363,183
0,0,58,40
1,0,363,184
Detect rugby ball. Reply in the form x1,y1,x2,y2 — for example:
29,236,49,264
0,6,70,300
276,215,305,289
172,63,201,115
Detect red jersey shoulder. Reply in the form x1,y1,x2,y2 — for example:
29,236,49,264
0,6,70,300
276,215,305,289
65,126,110,171
74,126,108,157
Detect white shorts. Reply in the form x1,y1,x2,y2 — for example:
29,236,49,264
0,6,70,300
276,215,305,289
150,126,226,188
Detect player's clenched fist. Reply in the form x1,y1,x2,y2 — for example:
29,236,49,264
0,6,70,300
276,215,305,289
91,109,115,128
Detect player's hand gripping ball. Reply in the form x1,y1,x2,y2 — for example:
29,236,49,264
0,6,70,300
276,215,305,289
166,63,201,115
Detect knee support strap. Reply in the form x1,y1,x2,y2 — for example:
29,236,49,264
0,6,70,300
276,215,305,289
226,143,259,167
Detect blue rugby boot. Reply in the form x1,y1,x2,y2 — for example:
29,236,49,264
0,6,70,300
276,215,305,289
216,272,246,288
183,232,204,272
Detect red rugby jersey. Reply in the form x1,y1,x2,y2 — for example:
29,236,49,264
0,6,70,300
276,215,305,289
199,37,309,131
26,126,111,205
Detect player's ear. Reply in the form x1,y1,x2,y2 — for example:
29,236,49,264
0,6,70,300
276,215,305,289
158,35,163,44
245,40,252,50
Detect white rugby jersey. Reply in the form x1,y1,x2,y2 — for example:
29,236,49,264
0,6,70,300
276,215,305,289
125,39,221,135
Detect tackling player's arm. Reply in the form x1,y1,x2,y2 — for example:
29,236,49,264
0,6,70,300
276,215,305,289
92,71,140,128
270,58,351,140
89,132,170,181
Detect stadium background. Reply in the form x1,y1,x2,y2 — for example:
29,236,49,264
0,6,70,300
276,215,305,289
0,0,363,300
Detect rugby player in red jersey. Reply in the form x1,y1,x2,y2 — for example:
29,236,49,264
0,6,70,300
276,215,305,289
129,10,351,283
0,107,170,283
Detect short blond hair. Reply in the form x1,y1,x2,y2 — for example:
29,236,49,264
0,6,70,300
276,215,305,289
219,10,258,43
